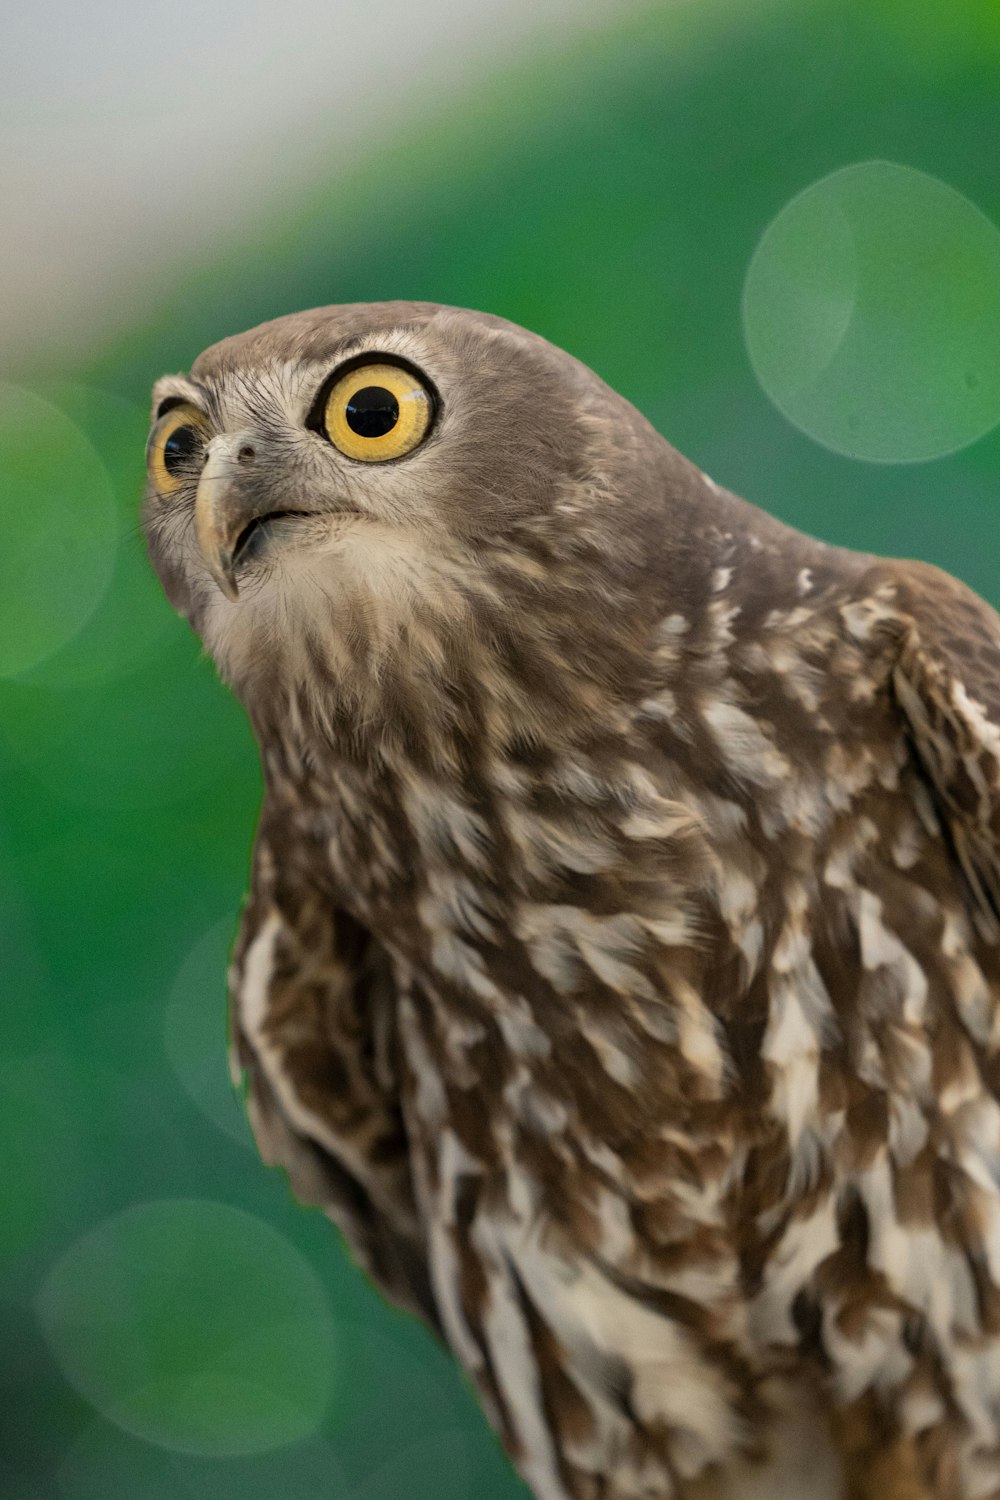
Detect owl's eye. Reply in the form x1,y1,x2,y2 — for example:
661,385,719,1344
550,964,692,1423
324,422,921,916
320,361,433,462
147,403,210,496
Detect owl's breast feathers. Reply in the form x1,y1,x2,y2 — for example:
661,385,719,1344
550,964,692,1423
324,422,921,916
230,502,1000,1499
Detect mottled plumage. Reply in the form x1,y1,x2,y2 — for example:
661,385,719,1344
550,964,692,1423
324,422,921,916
144,302,1000,1500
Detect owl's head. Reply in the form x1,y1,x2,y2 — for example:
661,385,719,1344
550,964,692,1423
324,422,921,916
143,302,703,750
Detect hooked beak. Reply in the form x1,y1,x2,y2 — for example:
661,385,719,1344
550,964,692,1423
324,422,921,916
194,435,261,601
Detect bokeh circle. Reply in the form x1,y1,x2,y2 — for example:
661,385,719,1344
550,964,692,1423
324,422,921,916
0,385,118,676
36,1199,337,1457
164,917,255,1150
57,1421,349,1500
23,382,176,690
742,161,1000,462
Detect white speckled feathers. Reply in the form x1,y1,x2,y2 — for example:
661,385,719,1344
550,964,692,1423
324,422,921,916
145,303,1000,1500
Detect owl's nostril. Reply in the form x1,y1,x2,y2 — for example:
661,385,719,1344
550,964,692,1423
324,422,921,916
237,443,256,464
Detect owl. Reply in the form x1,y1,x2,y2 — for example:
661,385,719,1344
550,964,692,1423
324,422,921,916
144,302,1000,1500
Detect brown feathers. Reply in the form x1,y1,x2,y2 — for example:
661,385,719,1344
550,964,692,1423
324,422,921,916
146,304,1000,1500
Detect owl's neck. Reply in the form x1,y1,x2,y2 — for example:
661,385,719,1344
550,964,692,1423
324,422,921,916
252,593,651,795
228,508,669,780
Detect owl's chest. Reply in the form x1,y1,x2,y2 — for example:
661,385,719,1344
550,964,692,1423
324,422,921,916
316,755,706,1014
313,756,729,1191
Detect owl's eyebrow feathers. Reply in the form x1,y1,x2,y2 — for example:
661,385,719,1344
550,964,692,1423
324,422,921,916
151,375,213,423
190,321,434,414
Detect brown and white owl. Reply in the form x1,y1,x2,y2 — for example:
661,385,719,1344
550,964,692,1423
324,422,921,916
143,302,1000,1500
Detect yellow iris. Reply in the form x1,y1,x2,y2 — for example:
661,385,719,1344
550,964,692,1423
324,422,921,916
147,403,210,497
322,361,433,462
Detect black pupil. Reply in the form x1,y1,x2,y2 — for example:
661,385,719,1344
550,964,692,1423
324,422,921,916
345,385,399,439
163,424,199,475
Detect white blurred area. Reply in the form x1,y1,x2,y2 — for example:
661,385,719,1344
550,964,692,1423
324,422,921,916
1,0,633,376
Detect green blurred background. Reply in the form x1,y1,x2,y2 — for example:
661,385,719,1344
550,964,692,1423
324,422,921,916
4,0,1000,1494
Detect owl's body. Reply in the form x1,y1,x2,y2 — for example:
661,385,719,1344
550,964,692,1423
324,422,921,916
145,303,1000,1500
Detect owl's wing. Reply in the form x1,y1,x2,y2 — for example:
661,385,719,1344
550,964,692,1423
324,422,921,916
876,559,1000,938
229,814,439,1331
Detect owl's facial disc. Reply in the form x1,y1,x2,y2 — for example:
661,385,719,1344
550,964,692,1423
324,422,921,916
156,355,439,601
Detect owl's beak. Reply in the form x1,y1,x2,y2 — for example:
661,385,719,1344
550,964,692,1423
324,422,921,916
194,435,260,602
